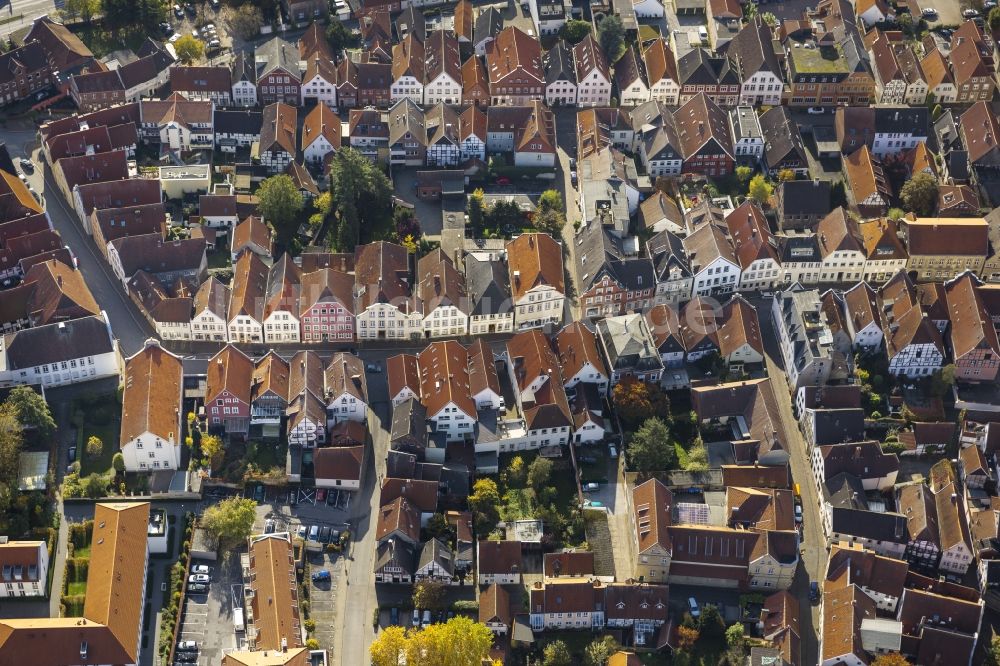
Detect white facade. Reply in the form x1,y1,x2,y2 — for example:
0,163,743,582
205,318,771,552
228,314,264,344
153,319,192,341
191,309,228,341
871,130,927,158
122,428,181,473
422,305,469,337
300,74,337,108
740,71,783,106
0,541,48,598
470,310,514,335
326,391,367,424
861,257,907,284
232,80,258,106
0,319,120,389
357,303,422,340
691,257,741,296
576,69,611,107
303,134,338,165
563,362,609,394
620,78,651,107
428,400,476,442
888,341,943,377
819,249,866,283
649,78,680,105
738,257,781,291
545,79,577,106
424,73,463,105
391,75,424,104
514,285,564,330
263,310,300,344
748,552,797,590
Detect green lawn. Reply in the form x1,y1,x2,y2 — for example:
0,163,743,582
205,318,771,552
74,545,91,560
62,596,86,617
78,422,119,477
67,582,87,596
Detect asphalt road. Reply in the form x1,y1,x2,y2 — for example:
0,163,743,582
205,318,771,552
0,0,58,39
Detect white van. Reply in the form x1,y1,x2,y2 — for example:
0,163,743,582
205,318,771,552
234,607,245,631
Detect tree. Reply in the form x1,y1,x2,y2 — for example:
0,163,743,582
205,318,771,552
887,207,905,220
228,4,264,39
626,418,678,473
84,473,107,498
61,0,100,23
930,364,956,397
735,166,753,183
485,199,525,233
543,639,573,666
424,513,450,540
174,35,205,65
560,19,592,43
370,626,408,666
596,15,625,63
112,452,125,474
871,654,912,666
676,625,699,651
469,478,500,532
326,20,360,54
200,434,224,470
686,437,708,472
405,617,496,665
506,455,527,487
467,188,486,232
743,1,758,19
900,172,937,216
778,169,797,182
86,436,103,460
200,497,257,548
583,636,619,666
989,635,1000,666
327,148,393,251
0,404,23,513
698,604,726,644
257,175,305,247
725,623,745,648
527,456,553,492
830,180,848,209
990,6,1000,29
748,174,773,205
413,580,447,610
539,189,562,212
534,207,566,236
5,386,55,438
761,11,778,27
612,377,671,430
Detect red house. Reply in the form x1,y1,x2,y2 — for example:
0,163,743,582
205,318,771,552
674,93,735,177
300,268,356,343
205,344,254,435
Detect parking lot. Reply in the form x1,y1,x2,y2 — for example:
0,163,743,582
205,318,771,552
307,549,341,651
160,0,231,63
174,556,242,666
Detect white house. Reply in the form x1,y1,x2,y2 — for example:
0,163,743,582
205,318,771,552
355,241,423,340
417,249,469,337
262,255,302,345
0,539,49,598
643,39,680,105
139,94,213,152
391,35,425,104
191,276,230,342
477,540,523,585
418,341,477,442
573,35,611,107
555,321,610,394
683,223,742,297
300,54,338,109
527,0,568,36
0,314,120,389
727,201,781,291
119,340,183,473
459,106,487,162
314,446,364,491
325,352,368,424
423,30,463,105
543,41,577,106
301,103,341,166
228,251,268,344
730,19,784,106
231,52,258,106
507,233,565,330
614,47,650,106
842,282,884,350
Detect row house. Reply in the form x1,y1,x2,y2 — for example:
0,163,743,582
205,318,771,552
391,34,425,104
249,352,289,435
729,105,764,164
943,271,1000,383
107,233,206,289
857,216,908,283
676,48,741,107
505,329,574,452
192,276,230,341
815,207,866,284
920,47,956,104
228,251,269,344
772,286,852,389
199,193,239,231
596,313,665,384
679,294,765,366
642,38,680,105
424,29,463,105
169,66,232,106
462,55,491,106
205,344,254,435
355,240,421,340
487,27,544,105
255,36,301,105
573,35,612,107
347,108,389,162
728,201,780,291
300,268,355,343
214,109,262,153
960,101,1000,171
69,40,174,111
528,580,669,645
615,46,650,107
473,7,504,57
337,59,392,108
728,19,784,106
507,232,565,330
879,270,946,377
811,441,899,493
674,93,735,176
387,98,427,167
835,106,928,158
574,219,656,319
903,216,988,281
231,51,259,106
949,22,996,104
91,202,166,261
285,350,327,446
416,249,469,337
683,220,741,297
556,321,611,395
647,229,693,304
543,40,576,106
868,34,927,105
424,103,464,167
0,41,53,107
844,146,891,218
300,53,338,109
633,101,682,177
527,0,568,36
126,270,193,340
301,103,341,165
466,251,514,334
0,259,98,333
139,93,213,152
896,479,973,574
0,313,119,389
262,255,302,344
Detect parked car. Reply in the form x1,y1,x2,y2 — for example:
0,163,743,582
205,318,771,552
807,107,825,114
264,519,275,534
809,582,821,603
312,569,331,582
608,445,618,458
168,33,182,43
794,505,803,522
187,583,208,593
496,176,511,185
188,574,210,584
176,653,198,663
366,362,382,373
19,158,33,173
68,446,76,462
316,489,327,503
963,8,979,17
921,7,937,15
390,607,399,625
191,565,210,574
176,641,198,652
578,456,597,464
412,609,420,626
583,482,600,492
570,171,577,186
569,157,576,170
207,38,222,49
172,4,183,17
422,610,432,628
326,491,338,506
297,525,307,538
254,485,264,502
688,597,700,618
583,500,604,507
319,526,331,542
309,525,319,541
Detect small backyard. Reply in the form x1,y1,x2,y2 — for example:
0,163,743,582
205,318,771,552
61,520,94,617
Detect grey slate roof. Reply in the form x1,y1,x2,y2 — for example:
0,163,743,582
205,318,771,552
389,397,428,451
809,408,866,445
231,50,256,84
375,538,416,575
255,36,299,80
417,538,455,576
465,253,512,317
596,313,664,375
575,218,655,294
777,179,830,217
214,109,263,135
646,229,691,282
873,107,928,137
395,6,426,43
474,8,503,47
760,106,808,170
778,234,822,263
543,41,575,86
829,507,909,544
3,315,113,369
677,48,738,86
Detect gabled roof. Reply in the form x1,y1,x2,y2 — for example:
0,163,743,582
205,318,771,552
555,321,608,383
960,101,1000,165
194,275,230,319
467,338,501,399
844,145,891,205
21,259,99,325
474,7,504,47
301,102,341,151
642,38,677,87
720,294,764,358
251,352,289,403
633,479,672,555
683,219,737,272
255,36,299,80
487,26,542,85
169,66,232,95
945,271,1000,361
354,241,412,312
726,201,778,269
417,341,475,418
299,21,334,61
572,34,609,82
816,206,863,258
324,352,367,403
299,267,354,315
674,92,733,159
507,232,563,300
206,344,254,403
760,106,808,170
543,40,575,86
614,45,646,90
260,102,297,156
121,341,182,445
392,33,425,82
729,17,781,78
229,250,269,322
425,29,461,84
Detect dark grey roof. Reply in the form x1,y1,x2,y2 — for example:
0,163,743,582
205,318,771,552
386,449,417,479
255,36,299,80
829,506,908,544
390,397,428,451
214,109,263,135
677,48,738,86
3,315,114,369
417,537,455,576
395,6,426,43
873,107,928,137
646,229,690,282
947,151,970,181
778,234,821,263
375,538,416,574
760,106,808,171
596,313,664,375
473,8,503,47
231,50,256,84
465,253,512,317
809,408,866,445
933,110,961,153
777,178,830,216
575,218,655,294
543,41,575,86
728,18,781,78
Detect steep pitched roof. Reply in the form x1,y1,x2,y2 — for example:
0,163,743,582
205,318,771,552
120,341,182,445
507,233,563,300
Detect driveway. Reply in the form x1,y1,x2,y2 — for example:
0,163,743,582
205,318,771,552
306,550,341,652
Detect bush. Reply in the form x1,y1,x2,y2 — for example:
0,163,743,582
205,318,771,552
451,599,480,611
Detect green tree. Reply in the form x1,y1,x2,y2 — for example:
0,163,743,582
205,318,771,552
257,175,305,247
424,513,450,540
413,580,447,610
900,172,937,216
698,605,726,644
686,437,708,472
778,169,797,182
327,148,393,251
596,14,625,62
543,639,573,666
200,497,257,548
583,635,620,666
539,189,562,212
86,436,103,460
735,166,753,183
112,452,125,474
200,433,224,470
830,180,848,209
506,455,527,487
988,634,1000,666
469,478,500,530
228,4,265,39
174,35,205,65
84,473,107,498
725,623,746,648
485,199,524,233
5,386,55,438
534,207,565,236
327,20,360,53
627,418,677,472
888,207,905,220
930,364,956,397
560,19,592,44
0,404,23,514
761,11,778,26
527,456,553,493
468,188,486,232
748,174,773,205
990,6,1000,29
61,0,100,23
931,103,944,121
743,1,758,19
